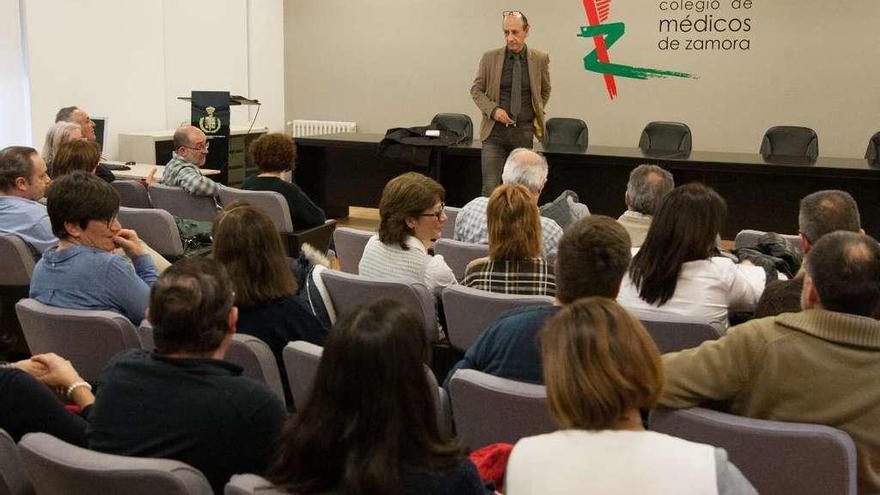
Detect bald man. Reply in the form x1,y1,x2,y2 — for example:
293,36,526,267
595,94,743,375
159,126,218,196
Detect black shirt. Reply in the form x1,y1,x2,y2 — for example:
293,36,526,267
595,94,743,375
400,459,493,495
86,350,287,494
498,46,535,124
241,176,326,231
0,367,88,446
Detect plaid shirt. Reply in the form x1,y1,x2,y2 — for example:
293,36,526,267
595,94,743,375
462,258,556,297
160,153,219,196
453,196,563,258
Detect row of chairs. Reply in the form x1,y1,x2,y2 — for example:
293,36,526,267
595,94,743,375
433,111,880,161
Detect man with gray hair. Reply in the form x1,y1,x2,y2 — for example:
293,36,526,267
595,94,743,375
754,189,862,317
454,148,577,258
617,164,674,247
54,105,115,182
159,125,218,196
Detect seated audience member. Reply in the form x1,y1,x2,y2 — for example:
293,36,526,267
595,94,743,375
1,353,94,446
87,257,286,493
462,184,556,296
446,215,631,385
617,164,674,247
242,133,326,230
0,146,54,255
754,190,862,317
159,125,218,196
358,172,456,294
617,183,765,329
41,121,82,175
455,148,567,258
29,172,157,323
55,105,114,182
506,298,755,494
268,299,489,494
51,139,100,177
660,231,880,493
213,202,326,404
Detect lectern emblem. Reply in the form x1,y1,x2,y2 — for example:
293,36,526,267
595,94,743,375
199,106,222,134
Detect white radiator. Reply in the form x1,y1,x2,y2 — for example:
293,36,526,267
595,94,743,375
288,119,357,137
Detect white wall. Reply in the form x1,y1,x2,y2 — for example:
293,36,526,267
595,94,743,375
283,0,880,158
0,0,31,147
9,0,285,159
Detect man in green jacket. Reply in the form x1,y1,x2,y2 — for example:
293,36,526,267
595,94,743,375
660,231,880,493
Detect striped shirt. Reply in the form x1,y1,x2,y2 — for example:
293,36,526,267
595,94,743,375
462,258,556,297
453,196,563,258
358,235,456,295
160,153,218,196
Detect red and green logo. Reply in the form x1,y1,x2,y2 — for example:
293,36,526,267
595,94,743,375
580,0,695,100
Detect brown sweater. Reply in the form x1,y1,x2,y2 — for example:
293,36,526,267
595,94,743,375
660,309,880,493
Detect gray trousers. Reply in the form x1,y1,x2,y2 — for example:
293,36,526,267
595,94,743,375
481,123,535,196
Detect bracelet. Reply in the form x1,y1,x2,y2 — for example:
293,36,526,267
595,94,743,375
66,381,92,400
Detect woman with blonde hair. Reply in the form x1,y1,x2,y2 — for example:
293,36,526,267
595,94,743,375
462,183,555,296
42,121,83,174
505,297,755,494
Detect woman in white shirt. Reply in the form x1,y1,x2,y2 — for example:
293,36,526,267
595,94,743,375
505,298,755,495
358,172,456,295
617,183,765,329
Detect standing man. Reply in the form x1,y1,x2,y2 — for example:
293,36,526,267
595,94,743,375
55,106,115,182
471,10,551,197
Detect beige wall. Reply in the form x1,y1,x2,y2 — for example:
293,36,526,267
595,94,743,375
284,0,880,157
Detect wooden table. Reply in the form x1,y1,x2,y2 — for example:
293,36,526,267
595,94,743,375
102,161,220,181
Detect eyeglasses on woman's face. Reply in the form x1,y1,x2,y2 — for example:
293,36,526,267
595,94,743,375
418,203,446,221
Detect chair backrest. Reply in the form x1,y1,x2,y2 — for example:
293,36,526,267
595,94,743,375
0,429,32,495
448,369,555,451
543,118,588,148
332,227,373,274
225,474,288,495
148,183,220,223
117,207,184,257
639,317,723,354
734,229,802,254
0,235,35,286
430,113,473,141
15,299,140,383
433,238,489,281
217,187,293,233
649,407,857,495
760,126,818,158
441,285,554,351
225,334,285,403
439,206,460,239
18,432,214,495
866,131,880,163
638,121,692,153
321,270,439,342
282,340,323,409
112,180,152,209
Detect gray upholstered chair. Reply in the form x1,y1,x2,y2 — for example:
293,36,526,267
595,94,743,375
447,369,555,450
18,432,213,495
148,183,220,222
638,317,723,354
332,227,373,274
138,321,284,402
441,285,554,351
433,238,489,282
734,229,802,254
0,234,36,357
759,126,818,159
866,131,880,163
321,270,439,342
15,299,141,383
649,407,857,495
0,428,32,495
430,113,473,141
225,474,288,495
638,121,692,153
542,118,588,148
439,206,459,239
117,207,184,258
112,180,152,209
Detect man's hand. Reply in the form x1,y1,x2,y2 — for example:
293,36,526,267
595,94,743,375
141,167,159,187
113,228,146,258
492,108,515,125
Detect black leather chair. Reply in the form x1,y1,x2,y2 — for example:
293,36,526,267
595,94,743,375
865,132,880,163
759,126,818,158
638,121,692,153
543,118,588,148
430,113,473,141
